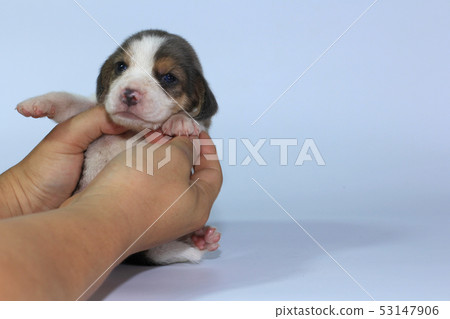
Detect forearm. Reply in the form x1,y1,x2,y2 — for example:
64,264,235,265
0,201,132,300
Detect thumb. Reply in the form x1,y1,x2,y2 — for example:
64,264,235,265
43,106,127,153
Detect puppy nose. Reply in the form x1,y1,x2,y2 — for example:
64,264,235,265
122,88,140,106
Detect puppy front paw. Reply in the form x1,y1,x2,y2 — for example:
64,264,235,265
162,113,201,137
16,95,56,119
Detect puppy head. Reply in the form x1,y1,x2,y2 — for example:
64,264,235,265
96,30,217,131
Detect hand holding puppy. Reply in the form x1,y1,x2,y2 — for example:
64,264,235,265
0,106,222,300
0,106,126,217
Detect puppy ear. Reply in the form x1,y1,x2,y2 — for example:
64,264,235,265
193,71,218,123
96,58,114,104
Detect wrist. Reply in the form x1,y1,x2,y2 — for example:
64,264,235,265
62,193,139,256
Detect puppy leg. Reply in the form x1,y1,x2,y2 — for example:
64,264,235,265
161,113,204,137
144,240,206,265
16,92,96,123
142,226,220,265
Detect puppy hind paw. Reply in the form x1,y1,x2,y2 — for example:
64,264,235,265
191,226,221,252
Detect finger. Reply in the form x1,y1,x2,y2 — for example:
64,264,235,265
167,136,196,158
138,136,195,181
144,129,172,144
191,131,223,200
44,106,127,153
59,192,81,208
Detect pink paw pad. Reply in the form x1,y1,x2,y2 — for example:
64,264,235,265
191,226,221,251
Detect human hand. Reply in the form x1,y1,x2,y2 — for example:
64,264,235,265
0,130,222,300
64,131,223,255
0,107,126,217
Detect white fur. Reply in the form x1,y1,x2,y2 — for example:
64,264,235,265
77,133,132,190
144,240,205,265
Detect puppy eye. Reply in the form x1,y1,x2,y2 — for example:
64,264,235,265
162,73,177,85
115,61,128,75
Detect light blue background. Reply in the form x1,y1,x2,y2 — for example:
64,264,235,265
1,1,449,300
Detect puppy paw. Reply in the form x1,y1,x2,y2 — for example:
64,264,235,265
162,113,201,137
191,226,221,252
16,95,56,119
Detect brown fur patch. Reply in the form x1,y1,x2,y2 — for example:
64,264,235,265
153,56,190,114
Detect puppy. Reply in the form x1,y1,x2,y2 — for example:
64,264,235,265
16,29,220,265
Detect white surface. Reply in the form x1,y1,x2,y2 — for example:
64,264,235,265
1,0,449,300
91,216,449,301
